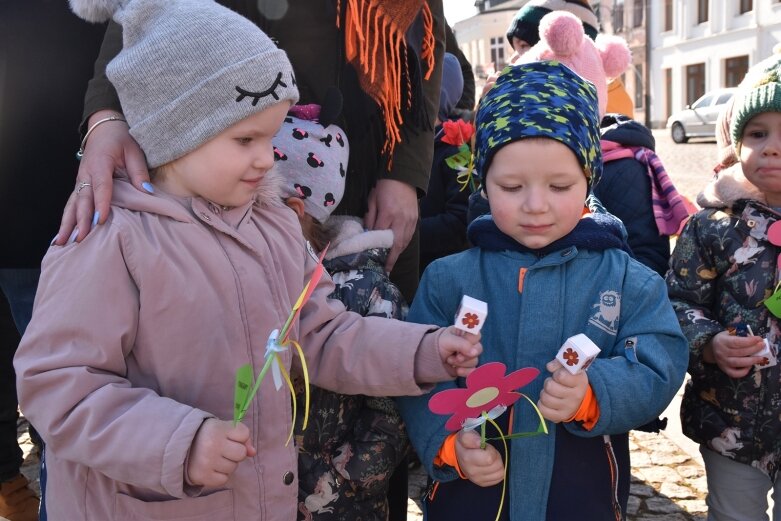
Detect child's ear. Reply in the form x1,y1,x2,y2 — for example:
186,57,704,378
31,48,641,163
284,197,306,218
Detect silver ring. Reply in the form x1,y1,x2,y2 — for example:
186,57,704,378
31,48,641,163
76,182,92,194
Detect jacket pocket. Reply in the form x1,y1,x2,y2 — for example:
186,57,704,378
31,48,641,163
114,489,234,520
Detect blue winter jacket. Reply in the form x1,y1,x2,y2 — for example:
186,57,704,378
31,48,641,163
397,216,688,520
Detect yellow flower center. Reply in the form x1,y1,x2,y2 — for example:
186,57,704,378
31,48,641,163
466,387,499,408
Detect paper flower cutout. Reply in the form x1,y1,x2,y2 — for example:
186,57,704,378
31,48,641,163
441,119,474,146
562,348,579,367
428,362,539,431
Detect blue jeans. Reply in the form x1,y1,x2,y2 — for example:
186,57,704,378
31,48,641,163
0,268,45,519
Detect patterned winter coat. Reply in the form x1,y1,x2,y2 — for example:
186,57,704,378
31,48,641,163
295,216,410,521
666,163,781,480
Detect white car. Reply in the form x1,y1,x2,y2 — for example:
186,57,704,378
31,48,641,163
666,88,736,143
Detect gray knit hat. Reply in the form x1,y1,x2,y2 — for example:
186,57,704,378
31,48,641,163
69,0,299,168
731,52,781,147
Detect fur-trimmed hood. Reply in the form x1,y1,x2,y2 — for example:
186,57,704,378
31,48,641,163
696,162,765,209
323,215,394,260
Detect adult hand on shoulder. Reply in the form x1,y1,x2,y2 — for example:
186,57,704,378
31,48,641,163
704,330,766,379
455,429,504,487
538,359,589,423
54,110,150,245
439,326,482,377
364,178,418,273
186,419,256,488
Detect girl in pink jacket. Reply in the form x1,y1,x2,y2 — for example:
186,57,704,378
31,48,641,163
13,1,480,520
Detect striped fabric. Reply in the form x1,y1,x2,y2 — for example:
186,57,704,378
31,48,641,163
601,139,693,236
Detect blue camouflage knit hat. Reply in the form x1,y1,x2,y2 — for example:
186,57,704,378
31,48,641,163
475,61,602,187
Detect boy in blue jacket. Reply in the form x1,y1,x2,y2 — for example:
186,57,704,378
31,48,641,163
397,61,688,521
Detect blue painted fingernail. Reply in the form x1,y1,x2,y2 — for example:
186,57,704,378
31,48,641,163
50,234,59,246
68,228,79,244
92,211,100,227
142,182,155,193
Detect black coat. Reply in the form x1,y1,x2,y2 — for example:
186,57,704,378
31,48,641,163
0,2,105,267
420,125,470,271
596,119,671,277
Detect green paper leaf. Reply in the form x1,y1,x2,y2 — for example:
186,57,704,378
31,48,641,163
233,364,254,425
445,148,471,171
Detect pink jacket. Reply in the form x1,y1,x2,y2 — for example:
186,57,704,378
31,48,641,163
15,177,449,520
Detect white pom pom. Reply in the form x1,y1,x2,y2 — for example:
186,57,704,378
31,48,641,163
68,0,125,23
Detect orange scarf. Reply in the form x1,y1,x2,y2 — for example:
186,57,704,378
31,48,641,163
337,0,436,164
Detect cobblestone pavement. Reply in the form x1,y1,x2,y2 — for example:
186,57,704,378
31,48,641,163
15,132,720,520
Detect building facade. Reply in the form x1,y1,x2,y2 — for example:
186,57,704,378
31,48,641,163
649,0,781,128
453,1,781,129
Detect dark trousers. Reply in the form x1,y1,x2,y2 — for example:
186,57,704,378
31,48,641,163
0,269,39,482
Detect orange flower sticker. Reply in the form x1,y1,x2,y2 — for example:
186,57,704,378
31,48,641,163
461,312,480,329
562,348,579,367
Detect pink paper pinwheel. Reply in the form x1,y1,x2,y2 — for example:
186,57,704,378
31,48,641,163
428,362,540,431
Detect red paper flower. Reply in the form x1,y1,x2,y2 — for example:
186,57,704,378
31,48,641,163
461,312,480,329
428,362,540,431
562,348,579,366
441,119,475,146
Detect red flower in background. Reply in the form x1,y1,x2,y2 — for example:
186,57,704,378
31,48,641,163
441,119,475,146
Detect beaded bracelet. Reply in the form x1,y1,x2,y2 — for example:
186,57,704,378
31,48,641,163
76,115,127,160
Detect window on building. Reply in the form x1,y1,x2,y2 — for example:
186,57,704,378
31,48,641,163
697,0,708,23
489,36,505,70
613,0,624,32
739,0,752,13
686,63,706,106
664,68,672,120
664,0,673,31
634,63,644,109
725,56,749,87
633,0,643,27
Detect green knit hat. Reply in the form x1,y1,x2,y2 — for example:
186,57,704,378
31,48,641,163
506,0,598,47
731,54,781,146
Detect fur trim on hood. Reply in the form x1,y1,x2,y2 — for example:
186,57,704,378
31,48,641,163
696,162,765,209
323,216,394,260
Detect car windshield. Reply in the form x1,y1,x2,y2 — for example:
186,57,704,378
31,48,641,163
692,95,713,109
716,93,734,105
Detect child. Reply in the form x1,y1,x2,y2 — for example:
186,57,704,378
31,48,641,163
13,1,481,519
272,111,410,520
420,53,472,271
598,113,690,278
397,61,688,521
666,54,781,520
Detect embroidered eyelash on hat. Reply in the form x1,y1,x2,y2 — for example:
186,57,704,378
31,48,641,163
68,0,299,169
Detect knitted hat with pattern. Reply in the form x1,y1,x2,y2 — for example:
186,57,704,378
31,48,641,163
731,52,781,147
475,61,602,185
506,0,598,48
68,0,299,168
273,114,349,223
